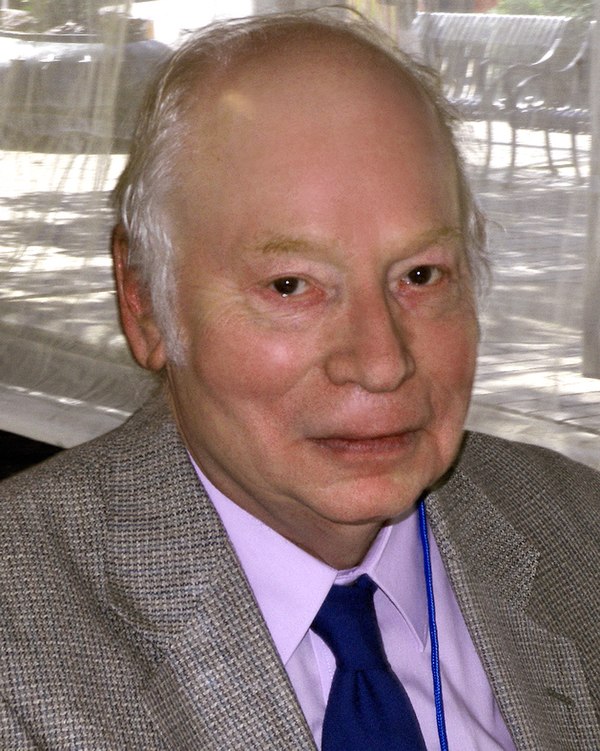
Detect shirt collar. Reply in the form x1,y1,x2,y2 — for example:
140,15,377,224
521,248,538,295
334,513,428,650
191,459,428,664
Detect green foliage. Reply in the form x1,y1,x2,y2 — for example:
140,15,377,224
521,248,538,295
494,0,595,19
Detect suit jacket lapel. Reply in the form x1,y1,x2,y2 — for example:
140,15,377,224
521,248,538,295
102,396,316,750
426,459,599,750
141,576,315,750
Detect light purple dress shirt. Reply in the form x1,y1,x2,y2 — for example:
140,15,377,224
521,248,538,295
193,462,516,750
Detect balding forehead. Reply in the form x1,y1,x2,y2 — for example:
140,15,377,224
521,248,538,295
188,30,443,149
174,19,438,130
221,25,426,102
170,29,457,235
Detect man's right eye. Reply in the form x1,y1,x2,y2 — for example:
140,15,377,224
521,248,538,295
269,277,307,297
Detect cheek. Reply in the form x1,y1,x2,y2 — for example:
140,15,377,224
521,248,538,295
420,310,478,396
189,318,319,404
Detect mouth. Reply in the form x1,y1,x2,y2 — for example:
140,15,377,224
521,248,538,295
310,431,418,456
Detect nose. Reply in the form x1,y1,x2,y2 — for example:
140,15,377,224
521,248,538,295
324,287,415,393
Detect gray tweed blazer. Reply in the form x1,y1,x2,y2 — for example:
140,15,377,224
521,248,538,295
1,396,598,750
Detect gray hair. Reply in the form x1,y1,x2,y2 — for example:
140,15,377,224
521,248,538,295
112,6,487,362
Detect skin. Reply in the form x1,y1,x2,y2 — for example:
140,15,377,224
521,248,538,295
114,37,479,569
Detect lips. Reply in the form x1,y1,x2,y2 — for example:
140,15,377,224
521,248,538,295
311,431,418,455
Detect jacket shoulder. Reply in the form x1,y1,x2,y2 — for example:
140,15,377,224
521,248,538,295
457,430,600,527
0,397,177,747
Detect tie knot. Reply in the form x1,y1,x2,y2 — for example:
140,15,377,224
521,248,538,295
312,575,389,671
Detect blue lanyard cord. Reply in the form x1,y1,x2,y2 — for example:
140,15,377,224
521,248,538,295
418,498,449,751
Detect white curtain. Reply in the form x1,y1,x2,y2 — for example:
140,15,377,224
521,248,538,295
1,0,598,468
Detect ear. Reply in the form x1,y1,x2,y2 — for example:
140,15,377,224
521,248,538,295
111,224,167,372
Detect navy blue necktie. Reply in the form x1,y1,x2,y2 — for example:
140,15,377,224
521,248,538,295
312,575,427,751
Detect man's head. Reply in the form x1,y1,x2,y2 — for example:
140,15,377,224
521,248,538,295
112,9,484,567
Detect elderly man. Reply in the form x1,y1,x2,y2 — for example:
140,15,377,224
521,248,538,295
1,9,598,750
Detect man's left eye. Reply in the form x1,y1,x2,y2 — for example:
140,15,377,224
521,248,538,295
269,277,307,297
402,266,443,286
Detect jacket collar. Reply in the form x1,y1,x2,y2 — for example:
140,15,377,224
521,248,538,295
102,395,315,750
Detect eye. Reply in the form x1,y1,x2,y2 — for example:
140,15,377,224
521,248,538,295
269,276,308,297
402,265,443,286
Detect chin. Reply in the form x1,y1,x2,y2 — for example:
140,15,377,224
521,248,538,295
310,476,430,526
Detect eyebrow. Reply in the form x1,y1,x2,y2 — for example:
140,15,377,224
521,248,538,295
241,226,463,258
241,234,332,257
398,226,464,254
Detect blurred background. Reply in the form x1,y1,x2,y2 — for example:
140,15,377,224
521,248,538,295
1,0,600,473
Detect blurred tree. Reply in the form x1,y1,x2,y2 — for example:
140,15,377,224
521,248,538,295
494,0,594,19
11,0,109,31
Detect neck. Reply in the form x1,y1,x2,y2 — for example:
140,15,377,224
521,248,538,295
277,517,383,570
